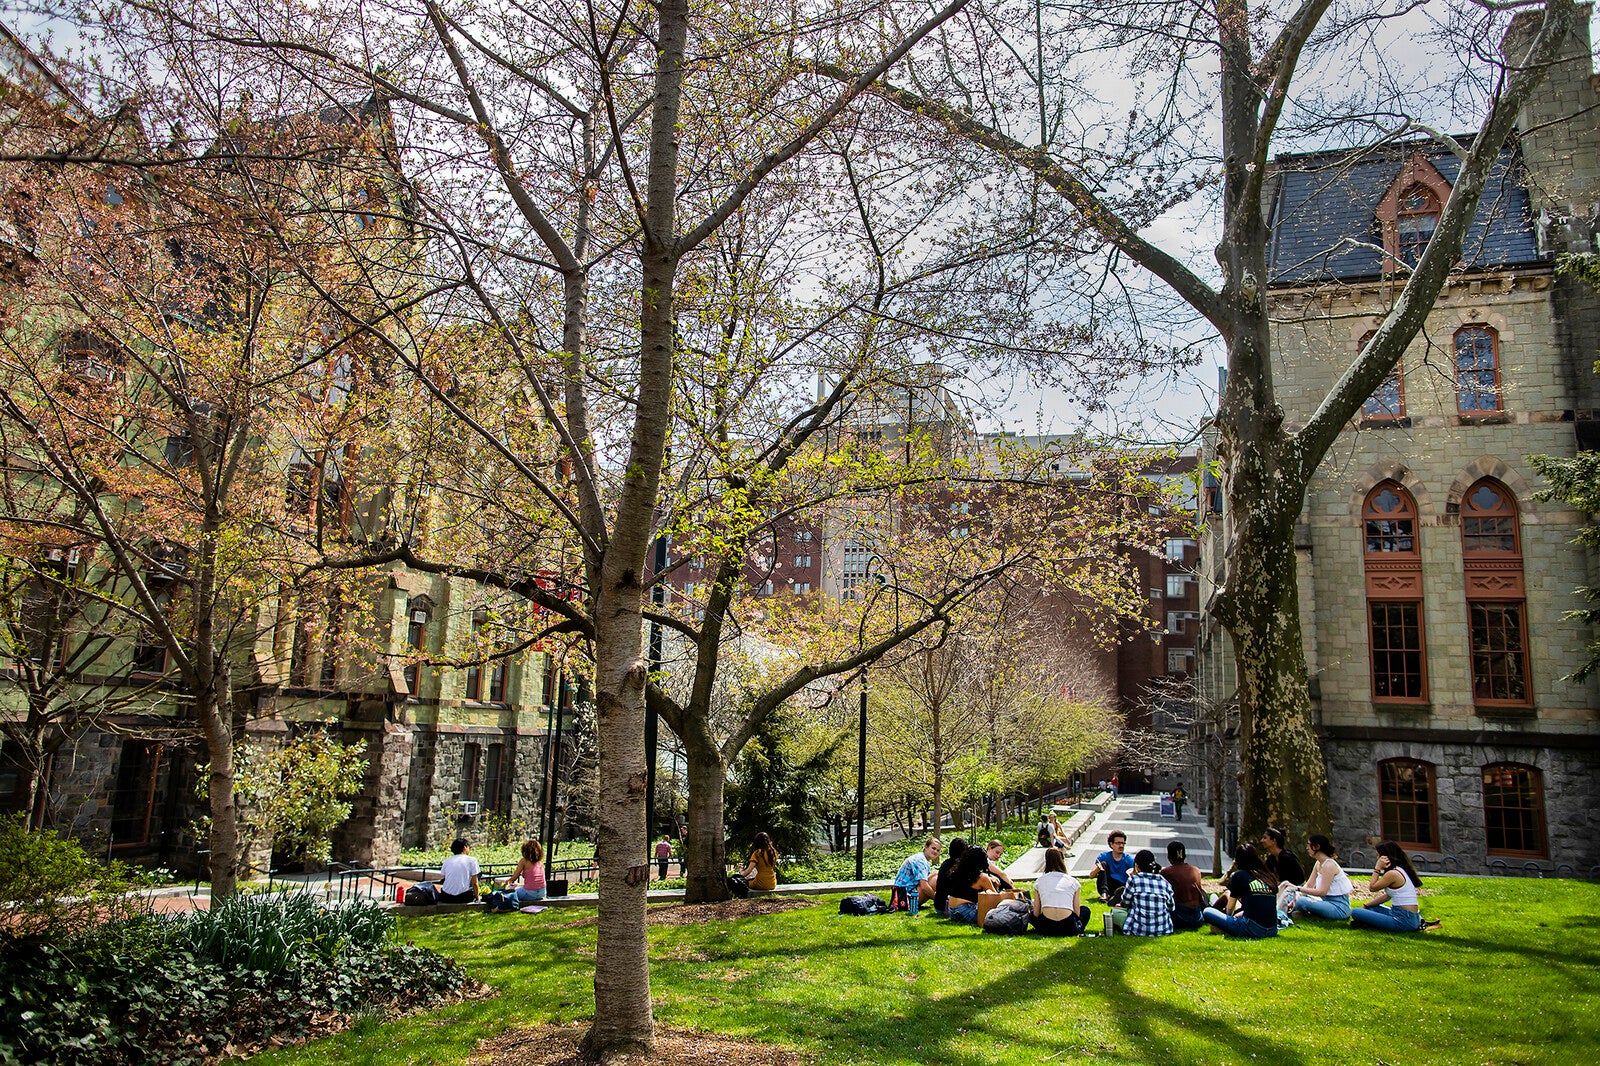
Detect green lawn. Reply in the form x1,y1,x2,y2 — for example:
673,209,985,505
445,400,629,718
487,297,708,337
252,877,1600,1066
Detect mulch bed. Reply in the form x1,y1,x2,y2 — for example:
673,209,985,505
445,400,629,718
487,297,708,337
477,1022,807,1066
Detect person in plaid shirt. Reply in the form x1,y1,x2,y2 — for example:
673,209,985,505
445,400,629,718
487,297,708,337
1121,849,1175,936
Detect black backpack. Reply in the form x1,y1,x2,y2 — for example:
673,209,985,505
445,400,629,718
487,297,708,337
403,881,439,906
983,899,1032,935
726,874,750,899
839,894,891,916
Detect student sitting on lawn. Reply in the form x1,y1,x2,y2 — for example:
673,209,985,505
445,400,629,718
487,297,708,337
439,837,480,903
1350,841,1430,933
1289,834,1353,921
1029,847,1090,936
1202,843,1279,938
933,838,968,916
1160,841,1206,931
742,832,780,892
1121,849,1175,937
981,839,1017,891
893,837,941,910
487,839,547,911
943,840,995,923
1090,830,1135,905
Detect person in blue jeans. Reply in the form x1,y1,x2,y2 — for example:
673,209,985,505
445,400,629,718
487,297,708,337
1091,830,1136,905
1350,841,1428,932
944,842,994,924
1290,834,1353,920
1202,843,1279,938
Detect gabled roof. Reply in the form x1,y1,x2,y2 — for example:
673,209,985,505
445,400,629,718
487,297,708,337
1267,135,1541,285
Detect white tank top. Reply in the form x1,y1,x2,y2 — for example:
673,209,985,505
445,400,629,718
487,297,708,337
1386,872,1419,908
1326,865,1353,896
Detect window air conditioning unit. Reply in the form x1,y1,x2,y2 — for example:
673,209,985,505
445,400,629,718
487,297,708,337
458,801,480,817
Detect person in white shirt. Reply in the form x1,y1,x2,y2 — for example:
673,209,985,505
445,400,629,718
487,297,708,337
1029,848,1091,936
439,837,481,902
1290,834,1354,920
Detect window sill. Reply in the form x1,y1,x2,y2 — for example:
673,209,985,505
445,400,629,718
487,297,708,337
1475,702,1536,719
1373,700,1431,712
1458,411,1510,426
1359,416,1411,429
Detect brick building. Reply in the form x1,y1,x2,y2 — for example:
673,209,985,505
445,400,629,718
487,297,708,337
1196,12,1600,871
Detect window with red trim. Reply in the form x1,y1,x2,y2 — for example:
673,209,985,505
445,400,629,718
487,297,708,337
1482,763,1546,857
1460,479,1530,706
1378,758,1438,849
1395,185,1440,266
1359,332,1406,421
1455,327,1502,414
1363,482,1426,702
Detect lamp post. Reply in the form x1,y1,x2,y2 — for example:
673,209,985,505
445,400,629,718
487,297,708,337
645,531,668,846
855,666,867,881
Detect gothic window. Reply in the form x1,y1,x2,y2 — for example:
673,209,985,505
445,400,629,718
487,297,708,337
1378,758,1438,849
1363,482,1426,702
1460,480,1529,706
1455,327,1502,414
1482,763,1546,857
1359,332,1405,421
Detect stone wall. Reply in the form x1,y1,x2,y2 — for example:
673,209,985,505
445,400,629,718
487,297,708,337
1323,734,1600,871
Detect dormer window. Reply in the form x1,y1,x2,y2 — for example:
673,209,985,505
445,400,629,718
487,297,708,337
1395,186,1440,266
1375,154,1453,274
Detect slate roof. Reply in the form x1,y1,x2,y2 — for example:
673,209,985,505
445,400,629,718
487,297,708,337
1267,136,1542,285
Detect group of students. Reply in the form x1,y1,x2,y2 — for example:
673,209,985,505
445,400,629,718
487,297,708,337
1090,827,1433,938
893,836,1021,923
427,836,550,911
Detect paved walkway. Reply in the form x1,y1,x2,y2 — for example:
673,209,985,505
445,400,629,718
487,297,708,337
1067,794,1215,880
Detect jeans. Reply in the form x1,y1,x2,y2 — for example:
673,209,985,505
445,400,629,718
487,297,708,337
1173,903,1205,930
1350,903,1423,932
1202,907,1276,938
948,902,978,924
1294,893,1351,920
1030,906,1091,936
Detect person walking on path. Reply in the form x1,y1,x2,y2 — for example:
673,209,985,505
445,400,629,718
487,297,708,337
1110,772,1120,799
1173,784,1186,822
654,835,674,881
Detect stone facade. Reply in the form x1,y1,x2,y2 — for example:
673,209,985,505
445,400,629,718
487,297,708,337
1196,13,1600,873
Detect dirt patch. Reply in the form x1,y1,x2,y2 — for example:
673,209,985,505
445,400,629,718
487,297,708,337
552,897,817,930
477,1022,807,1066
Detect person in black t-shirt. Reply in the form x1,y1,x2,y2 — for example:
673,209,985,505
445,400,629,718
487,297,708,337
1201,843,1280,938
933,838,969,915
944,843,994,923
1260,826,1305,887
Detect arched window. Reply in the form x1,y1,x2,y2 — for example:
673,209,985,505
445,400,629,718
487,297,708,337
1359,331,1405,421
1482,763,1546,857
1363,482,1426,702
1395,185,1441,265
1460,479,1529,707
1378,758,1438,849
1455,326,1502,414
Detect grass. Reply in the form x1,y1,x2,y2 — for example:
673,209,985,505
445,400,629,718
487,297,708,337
245,876,1600,1066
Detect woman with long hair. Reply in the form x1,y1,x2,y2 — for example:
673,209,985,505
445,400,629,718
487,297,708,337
1202,842,1280,938
1029,847,1091,936
1350,841,1428,932
742,831,779,892
488,839,547,911
1290,834,1353,920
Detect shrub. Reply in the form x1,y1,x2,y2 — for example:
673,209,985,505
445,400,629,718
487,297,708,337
177,892,394,974
0,814,147,940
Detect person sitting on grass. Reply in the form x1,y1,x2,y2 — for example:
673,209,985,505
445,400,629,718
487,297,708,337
933,837,968,916
1201,843,1279,939
1121,849,1175,937
943,839,995,924
1350,841,1431,933
1261,826,1305,895
1029,847,1090,936
742,832,780,892
1160,841,1206,931
439,837,480,903
982,839,1017,891
1290,834,1353,921
1090,830,1135,905
893,837,941,911
487,839,547,911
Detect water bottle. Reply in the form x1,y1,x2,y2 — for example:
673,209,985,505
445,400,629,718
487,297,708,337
1103,912,1115,937
908,891,920,916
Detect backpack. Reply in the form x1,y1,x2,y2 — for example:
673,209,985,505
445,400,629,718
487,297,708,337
983,899,1031,935
727,874,750,899
403,881,439,906
839,894,891,916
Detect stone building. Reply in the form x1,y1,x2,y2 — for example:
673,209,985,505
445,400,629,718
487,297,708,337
1196,13,1600,871
0,27,575,871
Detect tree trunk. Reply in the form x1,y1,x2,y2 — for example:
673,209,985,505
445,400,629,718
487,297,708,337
681,732,729,904
200,671,239,899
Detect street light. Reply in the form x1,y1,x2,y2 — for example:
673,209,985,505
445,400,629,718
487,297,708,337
854,554,881,882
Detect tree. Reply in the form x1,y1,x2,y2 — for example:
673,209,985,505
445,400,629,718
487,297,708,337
214,729,369,868
723,710,839,861
820,0,1581,839
1530,252,1600,681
